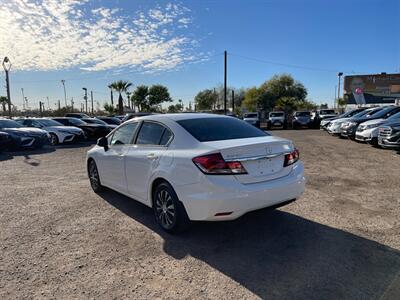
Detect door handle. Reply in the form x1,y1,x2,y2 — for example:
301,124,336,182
147,153,157,160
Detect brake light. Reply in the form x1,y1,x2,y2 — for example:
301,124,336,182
192,153,247,175
284,149,300,167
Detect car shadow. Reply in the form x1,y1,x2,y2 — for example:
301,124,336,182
0,151,13,161
98,189,400,299
55,141,94,149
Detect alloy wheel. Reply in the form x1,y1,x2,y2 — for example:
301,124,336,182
155,189,176,229
88,161,100,190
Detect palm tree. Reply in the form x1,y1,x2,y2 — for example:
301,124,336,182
109,80,132,115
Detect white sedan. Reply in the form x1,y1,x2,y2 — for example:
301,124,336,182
87,113,305,233
15,118,85,145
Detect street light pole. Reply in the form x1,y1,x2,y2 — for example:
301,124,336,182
61,79,67,107
82,88,88,113
2,57,12,118
21,88,25,111
337,72,343,109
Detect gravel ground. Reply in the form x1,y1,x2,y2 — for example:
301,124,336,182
0,130,399,300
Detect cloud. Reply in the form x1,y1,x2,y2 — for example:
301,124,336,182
0,0,199,72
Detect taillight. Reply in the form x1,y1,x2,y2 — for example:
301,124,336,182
284,149,300,167
192,153,247,175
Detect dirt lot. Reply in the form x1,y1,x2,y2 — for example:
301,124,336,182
1,130,399,300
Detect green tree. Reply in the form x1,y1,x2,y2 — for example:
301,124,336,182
243,87,262,111
109,80,132,115
0,96,8,113
148,85,172,111
194,89,217,111
337,97,347,107
104,103,117,115
259,74,307,111
167,103,183,113
132,85,149,111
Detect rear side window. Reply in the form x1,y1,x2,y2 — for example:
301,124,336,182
177,117,268,142
111,123,138,145
136,122,171,146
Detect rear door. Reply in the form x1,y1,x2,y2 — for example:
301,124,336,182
125,121,173,203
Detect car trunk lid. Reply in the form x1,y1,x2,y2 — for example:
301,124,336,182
203,136,294,184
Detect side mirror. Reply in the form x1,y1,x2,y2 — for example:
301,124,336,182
97,137,108,151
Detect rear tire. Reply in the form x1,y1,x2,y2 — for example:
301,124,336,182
88,159,104,193
153,182,190,233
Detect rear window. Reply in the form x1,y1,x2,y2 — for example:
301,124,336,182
177,117,268,142
244,113,258,118
295,112,310,117
269,112,284,117
320,110,335,115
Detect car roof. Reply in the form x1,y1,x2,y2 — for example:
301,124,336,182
126,113,232,123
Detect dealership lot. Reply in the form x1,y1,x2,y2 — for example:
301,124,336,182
1,130,399,299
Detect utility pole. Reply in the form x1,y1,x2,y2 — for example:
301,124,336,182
334,85,337,107
82,88,88,113
2,57,12,118
39,101,43,117
25,97,29,110
47,96,50,110
71,97,74,112
90,90,94,115
109,86,114,107
337,72,343,109
224,50,227,114
61,80,67,107
21,88,25,110
58,100,61,111
232,90,235,112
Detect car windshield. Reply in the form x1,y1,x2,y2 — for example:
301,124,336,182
244,113,258,118
351,109,377,118
177,117,268,142
0,119,23,128
38,119,63,126
295,112,310,117
363,107,391,119
68,118,86,125
270,112,284,117
83,118,106,125
320,110,335,115
98,117,120,125
387,111,400,120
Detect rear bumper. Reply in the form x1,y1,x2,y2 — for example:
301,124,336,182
174,162,305,221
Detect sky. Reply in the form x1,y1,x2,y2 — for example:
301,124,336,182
0,0,399,110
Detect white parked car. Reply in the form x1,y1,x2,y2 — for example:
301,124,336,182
16,118,85,145
243,112,260,128
87,113,305,233
356,110,400,144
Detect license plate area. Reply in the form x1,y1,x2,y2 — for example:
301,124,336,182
242,157,282,177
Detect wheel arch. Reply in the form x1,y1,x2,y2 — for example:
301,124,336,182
150,177,172,208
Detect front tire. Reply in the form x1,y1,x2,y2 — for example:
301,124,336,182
88,159,104,193
153,182,190,233
49,133,59,146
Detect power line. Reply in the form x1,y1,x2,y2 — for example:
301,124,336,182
229,53,358,74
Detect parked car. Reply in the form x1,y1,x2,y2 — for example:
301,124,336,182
320,107,366,130
291,111,312,129
341,106,400,140
64,113,90,119
122,112,156,123
81,117,118,130
0,131,13,152
312,109,337,128
355,108,400,144
267,111,286,129
87,113,305,233
378,120,400,149
96,116,121,126
15,118,85,145
243,112,260,128
52,117,110,140
0,119,50,149
327,107,379,135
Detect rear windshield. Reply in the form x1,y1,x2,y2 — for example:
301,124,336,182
269,112,284,117
295,112,310,117
320,110,335,115
177,117,268,142
244,113,258,118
